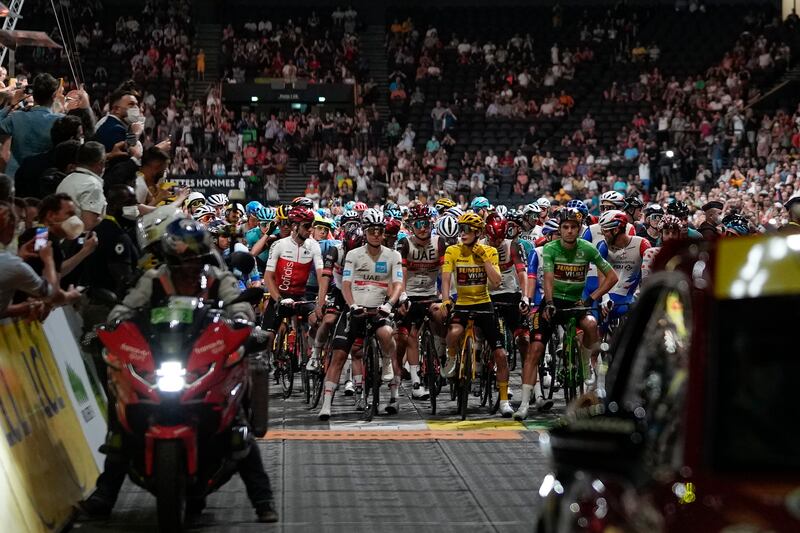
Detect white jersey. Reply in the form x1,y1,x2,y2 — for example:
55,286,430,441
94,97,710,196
583,222,635,280
397,235,446,297
641,246,659,282
342,245,404,307
483,238,526,295
604,236,650,300
265,236,323,296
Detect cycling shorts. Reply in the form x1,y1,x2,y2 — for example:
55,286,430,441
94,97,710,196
530,298,593,346
396,296,437,333
324,287,347,314
331,311,393,352
491,293,529,339
448,302,503,350
261,296,315,333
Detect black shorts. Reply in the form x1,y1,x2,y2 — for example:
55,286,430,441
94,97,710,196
331,310,392,352
448,302,503,350
530,298,592,346
324,287,347,314
491,293,529,338
261,296,315,332
396,296,437,333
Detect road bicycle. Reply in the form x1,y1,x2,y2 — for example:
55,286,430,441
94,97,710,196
451,309,496,420
413,300,443,415
552,306,594,403
353,308,392,422
272,300,315,399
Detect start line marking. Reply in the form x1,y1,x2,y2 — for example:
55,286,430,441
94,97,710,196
263,429,522,441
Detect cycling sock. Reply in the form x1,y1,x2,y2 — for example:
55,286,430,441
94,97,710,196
498,381,509,401
389,376,401,399
323,381,337,397
353,374,363,389
533,381,543,400
520,384,533,406
409,364,420,385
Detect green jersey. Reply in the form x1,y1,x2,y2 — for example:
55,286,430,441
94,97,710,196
542,239,612,301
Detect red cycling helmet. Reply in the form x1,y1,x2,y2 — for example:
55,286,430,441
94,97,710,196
289,206,316,224
353,202,368,212
343,226,365,251
385,217,402,236
484,213,508,241
408,204,434,221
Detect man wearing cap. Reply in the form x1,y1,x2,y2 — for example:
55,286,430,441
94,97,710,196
779,193,800,234
699,200,723,239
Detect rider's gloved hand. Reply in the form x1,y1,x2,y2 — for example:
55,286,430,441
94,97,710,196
472,244,488,263
543,301,557,321
378,302,394,317
280,298,295,307
519,296,530,313
349,304,364,316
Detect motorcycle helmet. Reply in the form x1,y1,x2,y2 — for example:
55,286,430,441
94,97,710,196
137,205,188,252
162,218,215,267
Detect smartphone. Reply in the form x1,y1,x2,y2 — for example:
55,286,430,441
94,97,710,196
34,227,48,251
126,131,137,147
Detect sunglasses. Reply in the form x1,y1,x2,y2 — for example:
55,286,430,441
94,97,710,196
459,224,477,234
188,200,205,209
300,222,314,230
279,219,292,226
412,219,431,229
366,226,385,235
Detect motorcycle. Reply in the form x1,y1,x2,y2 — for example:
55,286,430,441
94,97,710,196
96,287,266,531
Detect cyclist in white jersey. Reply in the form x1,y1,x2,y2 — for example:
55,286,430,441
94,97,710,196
318,210,404,420
597,210,651,317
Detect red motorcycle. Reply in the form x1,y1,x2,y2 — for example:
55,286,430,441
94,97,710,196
96,288,266,531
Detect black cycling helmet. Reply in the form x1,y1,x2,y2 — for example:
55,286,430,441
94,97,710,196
557,207,585,225
623,195,644,213
667,200,690,218
229,251,256,279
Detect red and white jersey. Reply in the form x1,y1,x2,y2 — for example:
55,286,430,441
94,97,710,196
641,246,660,282
265,236,323,296
397,235,446,297
342,245,403,307
483,238,526,295
605,236,650,300
583,222,635,278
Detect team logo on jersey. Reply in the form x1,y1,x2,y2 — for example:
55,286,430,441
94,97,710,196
343,269,352,277
375,261,387,273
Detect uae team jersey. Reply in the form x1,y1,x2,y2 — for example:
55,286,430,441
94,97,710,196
265,236,323,297
542,239,612,302
483,238,527,295
442,243,500,306
342,245,404,307
397,235,446,297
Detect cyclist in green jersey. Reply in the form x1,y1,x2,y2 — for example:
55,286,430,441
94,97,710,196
518,209,618,418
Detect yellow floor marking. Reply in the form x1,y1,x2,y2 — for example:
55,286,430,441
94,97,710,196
262,430,522,441
425,419,525,431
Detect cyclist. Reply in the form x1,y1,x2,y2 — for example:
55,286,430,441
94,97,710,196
307,215,340,341
582,191,633,306
722,213,752,236
537,197,552,218
622,195,645,232
396,204,448,400
440,212,514,418
192,204,217,225
437,215,460,246
666,200,702,239
383,216,402,250
638,203,664,246
642,214,682,279
340,209,362,232
207,193,229,218
318,209,403,420
262,205,324,362
251,204,292,259
470,196,492,219
526,208,618,411
520,203,544,242
435,197,457,213
507,209,534,265
780,193,800,234
185,191,207,212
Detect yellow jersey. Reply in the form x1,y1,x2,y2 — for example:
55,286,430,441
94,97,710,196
442,243,500,306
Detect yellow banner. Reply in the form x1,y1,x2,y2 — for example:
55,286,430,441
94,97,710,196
0,318,100,533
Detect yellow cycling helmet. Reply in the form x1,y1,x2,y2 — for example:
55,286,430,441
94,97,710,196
457,212,485,231
434,197,457,210
275,204,290,221
313,213,333,229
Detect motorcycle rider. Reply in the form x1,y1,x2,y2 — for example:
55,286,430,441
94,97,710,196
79,219,278,523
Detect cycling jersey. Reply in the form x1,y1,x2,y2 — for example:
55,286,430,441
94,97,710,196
442,243,499,306
265,236,323,297
517,237,534,263
542,239,612,302
600,235,651,301
308,239,339,289
582,222,635,299
397,235,446,297
342,245,403,307
245,227,269,262
484,238,526,295
641,246,659,281
636,224,660,247
526,245,546,305
322,242,346,289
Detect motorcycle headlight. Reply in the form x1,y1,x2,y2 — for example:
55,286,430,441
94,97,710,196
155,361,186,392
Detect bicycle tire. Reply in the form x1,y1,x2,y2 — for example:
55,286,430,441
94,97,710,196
564,324,580,403
540,338,558,401
505,324,517,371
310,336,332,409
459,336,473,420
274,327,294,399
420,326,439,415
299,332,311,404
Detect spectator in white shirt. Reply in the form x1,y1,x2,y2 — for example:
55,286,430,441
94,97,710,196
56,142,107,231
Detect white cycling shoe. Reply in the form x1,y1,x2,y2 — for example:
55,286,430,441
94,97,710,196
513,404,529,421
499,401,514,418
411,383,430,400
343,380,355,396
534,396,554,412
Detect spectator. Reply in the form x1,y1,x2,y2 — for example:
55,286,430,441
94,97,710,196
56,141,108,231
94,85,141,152
196,49,206,81
14,115,84,198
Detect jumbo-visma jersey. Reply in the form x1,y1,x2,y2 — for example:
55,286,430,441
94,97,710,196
442,243,499,306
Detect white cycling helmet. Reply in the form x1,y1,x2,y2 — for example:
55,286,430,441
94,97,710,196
536,197,551,210
437,215,460,239
599,191,625,207
136,205,189,251
362,208,384,227
495,205,508,218
207,193,229,207
192,204,217,220
598,209,627,231
523,203,542,216
185,191,206,207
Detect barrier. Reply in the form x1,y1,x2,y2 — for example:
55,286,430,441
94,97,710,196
0,316,102,533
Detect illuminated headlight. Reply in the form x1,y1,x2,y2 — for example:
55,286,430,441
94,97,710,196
156,361,186,392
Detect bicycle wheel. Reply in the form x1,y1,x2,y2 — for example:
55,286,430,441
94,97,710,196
540,338,558,401
274,327,294,399
420,326,439,415
564,324,580,403
364,336,381,421
310,336,332,409
458,336,473,420
299,331,311,404
505,323,517,371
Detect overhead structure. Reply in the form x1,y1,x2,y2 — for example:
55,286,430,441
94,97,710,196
0,0,22,66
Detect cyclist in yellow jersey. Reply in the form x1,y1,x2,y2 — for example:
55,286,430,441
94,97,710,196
440,212,514,417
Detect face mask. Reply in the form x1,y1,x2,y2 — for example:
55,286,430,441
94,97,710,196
121,205,140,220
126,107,144,124
61,215,84,240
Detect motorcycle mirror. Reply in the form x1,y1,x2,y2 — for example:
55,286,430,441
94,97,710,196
232,287,265,306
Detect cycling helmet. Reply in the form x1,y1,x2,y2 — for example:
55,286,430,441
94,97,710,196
245,200,263,215
666,200,690,218
362,208,384,227
623,195,644,212
445,206,464,219
385,217,402,237
353,202,368,212
784,192,800,210
275,204,290,221
225,202,245,216
313,214,334,230
644,203,664,218
434,197,457,211
291,196,314,208
207,194,229,208
557,207,585,225
523,203,543,216
485,213,508,241
229,251,256,279
437,215,460,239
384,206,403,219
599,191,625,207
136,205,188,251
470,196,491,210
192,204,217,221
288,206,316,224
598,210,628,231
341,210,361,225
565,199,589,219
723,214,750,236
384,201,399,212
495,205,509,218
658,214,684,231
344,200,356,211
457,212,485,231
408,204,434,221
536,197,552,210
542,218,561,236
185,192,206,210
343,226,365,251
162,219,214,266
206,219,231,236
399,205,410,218
506,209,525,226
254,206,276,222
